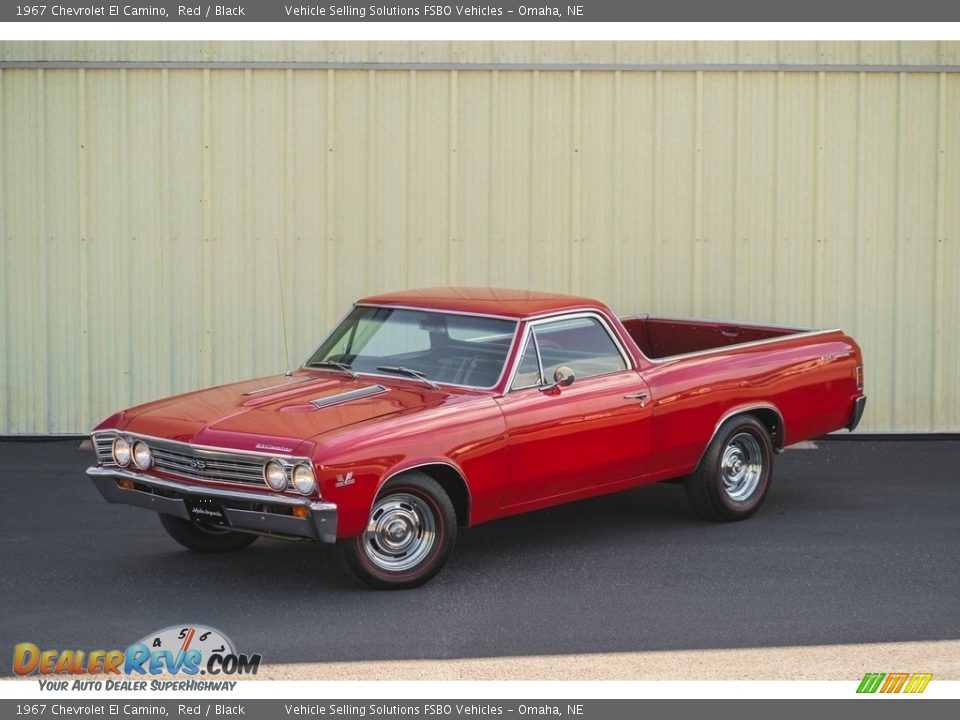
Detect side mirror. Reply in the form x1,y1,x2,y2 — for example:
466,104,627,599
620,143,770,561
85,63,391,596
540,366,575,393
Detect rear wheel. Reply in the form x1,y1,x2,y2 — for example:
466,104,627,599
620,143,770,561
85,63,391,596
158,514,258,553
685,415,774,521
338,471,457,590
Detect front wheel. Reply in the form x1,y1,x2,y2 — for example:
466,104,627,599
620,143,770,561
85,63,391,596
159,514,258,552
338,471,457,590
684,415,774,521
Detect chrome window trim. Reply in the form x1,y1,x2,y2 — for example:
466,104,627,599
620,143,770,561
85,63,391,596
622,313,818,333
502,310,635,395
300,303,521,392
354,302,519,321
643,328,844,365
510,332,545,392
533,331,545,387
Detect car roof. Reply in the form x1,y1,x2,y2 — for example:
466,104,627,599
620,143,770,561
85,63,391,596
356,287,609,319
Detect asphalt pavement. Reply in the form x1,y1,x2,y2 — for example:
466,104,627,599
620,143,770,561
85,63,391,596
1,438,958,676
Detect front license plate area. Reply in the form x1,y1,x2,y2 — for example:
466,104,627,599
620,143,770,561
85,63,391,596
184,497,229,527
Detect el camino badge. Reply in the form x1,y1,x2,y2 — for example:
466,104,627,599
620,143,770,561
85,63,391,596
335,472,355,488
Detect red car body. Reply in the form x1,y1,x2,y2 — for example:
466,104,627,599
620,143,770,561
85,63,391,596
88,288,865,585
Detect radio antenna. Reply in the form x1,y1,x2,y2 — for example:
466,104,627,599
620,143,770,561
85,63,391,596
275,235,292,372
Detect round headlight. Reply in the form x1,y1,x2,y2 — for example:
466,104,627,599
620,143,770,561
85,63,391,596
292,463,317,495
112,437,132,467
263,460,288,492
132,441,153,470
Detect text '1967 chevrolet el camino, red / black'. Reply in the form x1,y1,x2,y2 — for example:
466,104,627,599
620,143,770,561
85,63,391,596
88,287,866,588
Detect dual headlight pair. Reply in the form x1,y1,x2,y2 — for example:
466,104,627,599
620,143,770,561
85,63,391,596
112,436,152,470
264,460,316,496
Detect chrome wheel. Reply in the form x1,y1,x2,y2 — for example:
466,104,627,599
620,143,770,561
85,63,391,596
720,432,764,502
362,493,437,573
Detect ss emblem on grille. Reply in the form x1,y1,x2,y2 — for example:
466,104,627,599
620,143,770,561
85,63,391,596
188,458,207,471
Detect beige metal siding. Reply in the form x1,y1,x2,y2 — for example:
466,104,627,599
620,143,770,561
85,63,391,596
1,42,958,434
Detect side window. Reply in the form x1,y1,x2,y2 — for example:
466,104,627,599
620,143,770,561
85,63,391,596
534,317,627,381
510,335,543,391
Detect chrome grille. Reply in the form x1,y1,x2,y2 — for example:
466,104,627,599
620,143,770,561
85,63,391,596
151,447,270,487
92,432,294,491
93,435,115,465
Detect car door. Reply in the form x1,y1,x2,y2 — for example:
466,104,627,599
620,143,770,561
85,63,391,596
495,313,653,509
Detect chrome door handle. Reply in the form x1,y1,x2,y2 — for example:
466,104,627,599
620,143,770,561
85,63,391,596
624,391,650,406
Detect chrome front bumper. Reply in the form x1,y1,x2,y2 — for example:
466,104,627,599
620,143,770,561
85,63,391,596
86,466,338,542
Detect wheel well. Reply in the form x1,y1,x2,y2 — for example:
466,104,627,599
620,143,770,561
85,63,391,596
744,407,785,450
398,463,471,527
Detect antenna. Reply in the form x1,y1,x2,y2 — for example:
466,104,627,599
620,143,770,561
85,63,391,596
275,235,292,372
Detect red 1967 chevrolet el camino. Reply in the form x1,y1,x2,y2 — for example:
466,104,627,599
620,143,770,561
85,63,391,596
88,288,865,588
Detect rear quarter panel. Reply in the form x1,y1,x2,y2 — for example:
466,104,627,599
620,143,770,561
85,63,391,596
640,330,862,479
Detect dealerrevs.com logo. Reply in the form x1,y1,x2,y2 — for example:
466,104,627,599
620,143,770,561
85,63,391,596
14,625,261,690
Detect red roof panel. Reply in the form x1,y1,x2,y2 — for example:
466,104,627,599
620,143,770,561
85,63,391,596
357,287,608,319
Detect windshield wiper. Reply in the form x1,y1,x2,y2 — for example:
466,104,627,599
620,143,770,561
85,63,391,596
307,360,359,379
376,366,440,389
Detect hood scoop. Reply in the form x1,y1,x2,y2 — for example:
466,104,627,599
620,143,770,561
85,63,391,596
310,385,389,410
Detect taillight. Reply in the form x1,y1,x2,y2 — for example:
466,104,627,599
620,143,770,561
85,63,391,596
856,365,864,391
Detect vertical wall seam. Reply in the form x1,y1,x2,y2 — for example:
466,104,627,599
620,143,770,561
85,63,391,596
37,68,49,432
78,68,90,430
527,70,537,291
487,70,497,285
364,69,375,294
731,70,741,313
693,70,704,315
612,69,623,308
772,70,783,321
854,72,864,349
243,68,254,375
448,69,459,285
323,69,336,328
281,67,295,369
854,70,866,425
405,69,416,290
813,71,826,327
160,68,170,394
0,68,7,431
653,70,663,311
932,71,947,429
891,71,905,430
201,68,213,387
119,68,130,411
570,69,582,294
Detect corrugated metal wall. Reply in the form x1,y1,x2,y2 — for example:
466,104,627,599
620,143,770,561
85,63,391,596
1,41,958,434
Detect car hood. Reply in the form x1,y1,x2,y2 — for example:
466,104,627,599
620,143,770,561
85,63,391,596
116,371,460,456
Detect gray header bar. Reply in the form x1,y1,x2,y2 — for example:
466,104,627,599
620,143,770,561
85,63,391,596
3,0,960,22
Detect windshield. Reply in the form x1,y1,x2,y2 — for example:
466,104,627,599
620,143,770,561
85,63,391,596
305,306,518,389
